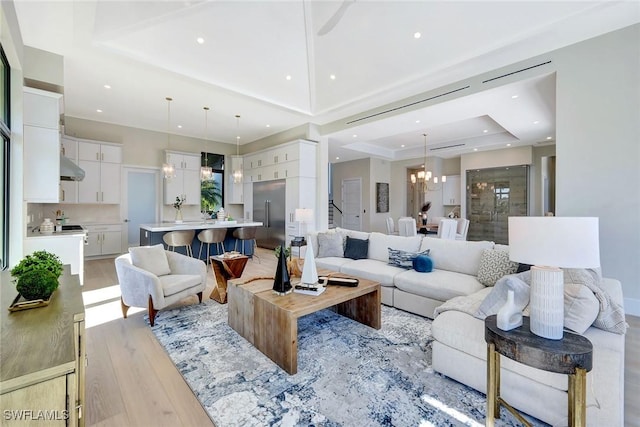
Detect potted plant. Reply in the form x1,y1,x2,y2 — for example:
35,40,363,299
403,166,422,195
10,250,63,301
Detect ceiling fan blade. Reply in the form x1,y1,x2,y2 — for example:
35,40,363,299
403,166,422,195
318,0,355,36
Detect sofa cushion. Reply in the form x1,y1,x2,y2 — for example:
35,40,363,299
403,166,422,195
129,244,171,276
335,227,370,241
344,236,369,260
394,269,485,301
339,259,405,286
159,274,202,297
317,231,344,258
308,229,343,258
419,237,494,275
564,283,600,334
315,256,354,272
412,255,434,272
477,249,519,286
368,232,422,263
387,248,429,269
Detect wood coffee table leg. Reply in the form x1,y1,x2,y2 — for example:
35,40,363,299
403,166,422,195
334,288,381,329
253,297,297,374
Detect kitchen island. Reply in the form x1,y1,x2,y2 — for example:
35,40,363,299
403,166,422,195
140,220,263,258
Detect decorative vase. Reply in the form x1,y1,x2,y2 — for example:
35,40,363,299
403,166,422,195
175,209,183,223
273,244,292,295
496,289,523,331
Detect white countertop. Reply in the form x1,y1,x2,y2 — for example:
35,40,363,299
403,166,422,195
140,220,263,232
26,229,87,239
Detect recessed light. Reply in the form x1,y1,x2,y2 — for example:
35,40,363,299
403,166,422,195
336,157,340,160
352,134,357,138
286,75,292,81
546,136,553,140
473,148,478,151
483,129,488,133
415,120,420,124
533,120,540,124
196,37,205,44
103,84,111,89
96,109,103,113
414,32,421,39
506,143,511,147
330,74,336,80
401,144,405,148
266,124,271,128
177,125,182,129
511,95,519,99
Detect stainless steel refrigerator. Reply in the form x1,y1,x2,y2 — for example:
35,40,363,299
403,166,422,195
253,179,286,250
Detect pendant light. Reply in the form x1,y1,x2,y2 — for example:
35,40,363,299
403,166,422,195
200,106,213,181
162,97,176,180
416,133,445,196
232,114,243,183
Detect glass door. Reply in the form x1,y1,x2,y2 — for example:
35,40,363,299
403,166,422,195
466,166,529,244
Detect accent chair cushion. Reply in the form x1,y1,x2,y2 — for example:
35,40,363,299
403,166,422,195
344,236,369,260
129,244,171,276
317,232,344,258
477,249,519,286
412,254,434,273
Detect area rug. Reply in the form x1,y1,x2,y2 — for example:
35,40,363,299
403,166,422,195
151,301,546,426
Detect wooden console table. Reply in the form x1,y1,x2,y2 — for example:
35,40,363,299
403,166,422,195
1,267,86,426
484,315,593,427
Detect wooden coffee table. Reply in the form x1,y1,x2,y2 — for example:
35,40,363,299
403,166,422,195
210,254,249,304
227,272,381,374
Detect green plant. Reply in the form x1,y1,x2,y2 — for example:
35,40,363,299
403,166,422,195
16,269,59,300
10,250,63,280
201,179,222,212
274,246,291,259
173,195,186,210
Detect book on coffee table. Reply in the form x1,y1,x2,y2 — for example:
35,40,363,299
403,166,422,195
293,284,326,296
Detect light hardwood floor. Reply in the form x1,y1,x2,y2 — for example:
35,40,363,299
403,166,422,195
82,251,639,426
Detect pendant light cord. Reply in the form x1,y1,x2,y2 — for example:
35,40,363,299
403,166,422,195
235,114,241,156
166,97,172,150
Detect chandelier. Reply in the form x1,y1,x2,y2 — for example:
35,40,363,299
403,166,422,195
410,133,446,195
200,106,213,181
162,97,176,180
232,114,243,184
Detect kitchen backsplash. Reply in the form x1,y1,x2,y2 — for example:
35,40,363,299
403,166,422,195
27,203,121,226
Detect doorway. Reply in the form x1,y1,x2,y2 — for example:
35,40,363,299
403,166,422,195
121,167,160,247
341,178,362,231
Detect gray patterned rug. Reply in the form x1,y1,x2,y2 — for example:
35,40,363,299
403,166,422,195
151,300,545,426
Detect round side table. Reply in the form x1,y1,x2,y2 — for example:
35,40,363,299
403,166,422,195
484,315,593,427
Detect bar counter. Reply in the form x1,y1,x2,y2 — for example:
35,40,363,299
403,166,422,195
140,219,263,258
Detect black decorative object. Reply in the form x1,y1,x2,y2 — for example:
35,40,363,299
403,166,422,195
273,244,292,295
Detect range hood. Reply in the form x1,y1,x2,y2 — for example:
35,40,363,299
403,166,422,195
60,154,85,181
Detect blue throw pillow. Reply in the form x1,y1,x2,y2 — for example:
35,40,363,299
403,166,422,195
413,254,434,272
344,236,369,260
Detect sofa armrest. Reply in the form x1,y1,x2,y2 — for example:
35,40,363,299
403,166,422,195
165,250,207,285
115,255,164,307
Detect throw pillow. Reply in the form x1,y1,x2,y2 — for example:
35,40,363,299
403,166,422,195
476,275,530,318
564,283,599,334
317,232,344,258
388,248,430,269
344,236,369,260
413,254,434,273
129,244,171,276
477,249,519,286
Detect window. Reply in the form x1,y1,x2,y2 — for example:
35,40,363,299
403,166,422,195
0,44,10,270
201,152,224,213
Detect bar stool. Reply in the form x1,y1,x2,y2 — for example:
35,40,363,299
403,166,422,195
163,230,195,257
232,227,259,261
197,228,227,270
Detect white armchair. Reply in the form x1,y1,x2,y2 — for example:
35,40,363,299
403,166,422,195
115,245,206,326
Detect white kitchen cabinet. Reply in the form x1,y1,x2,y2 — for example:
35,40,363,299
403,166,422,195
164,151,201,205
227,155,244,204
23,88,63,203
85,224,122,257
442,175,461,205
60,137,78,204
243,182,253,220
242,140,317,183
77,140,122,204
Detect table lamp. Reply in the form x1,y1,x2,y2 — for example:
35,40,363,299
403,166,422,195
508,217,600,340
294,208,314,243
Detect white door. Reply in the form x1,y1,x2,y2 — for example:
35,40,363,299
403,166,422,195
121,167,160,247
342,178,362,231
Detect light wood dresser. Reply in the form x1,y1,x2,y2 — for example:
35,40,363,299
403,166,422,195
1,267,86,426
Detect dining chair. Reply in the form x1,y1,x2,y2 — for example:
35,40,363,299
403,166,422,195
398,217,417,237
455,218,470,241
386,217,398,235
437,219,457,240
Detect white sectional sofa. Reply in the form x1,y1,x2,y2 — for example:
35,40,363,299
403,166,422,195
308,227,627,426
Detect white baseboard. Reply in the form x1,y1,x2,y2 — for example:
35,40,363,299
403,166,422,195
624,297,640,317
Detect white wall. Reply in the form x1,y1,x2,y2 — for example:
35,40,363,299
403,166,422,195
554,24,640,313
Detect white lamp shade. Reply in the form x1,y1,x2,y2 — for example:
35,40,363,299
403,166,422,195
508,217,600,268
294,208,314,223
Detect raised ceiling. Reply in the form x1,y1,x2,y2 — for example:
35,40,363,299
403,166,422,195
12,1,640,163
